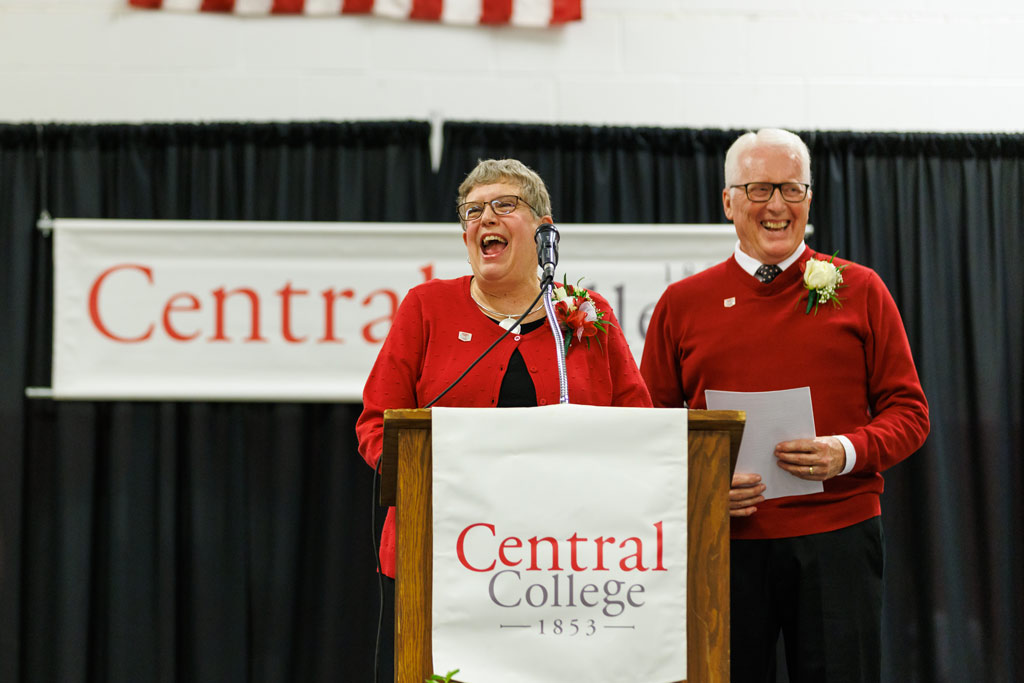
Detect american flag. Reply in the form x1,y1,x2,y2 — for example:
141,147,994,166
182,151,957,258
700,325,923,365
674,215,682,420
128,0,582,27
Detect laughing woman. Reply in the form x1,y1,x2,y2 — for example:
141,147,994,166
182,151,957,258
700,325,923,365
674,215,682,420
356,158,651,580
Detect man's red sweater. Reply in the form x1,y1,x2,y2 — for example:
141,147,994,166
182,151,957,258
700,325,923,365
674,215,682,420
641,247,929,539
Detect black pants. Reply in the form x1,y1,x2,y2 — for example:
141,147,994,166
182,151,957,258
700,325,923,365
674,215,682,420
730,517,884,683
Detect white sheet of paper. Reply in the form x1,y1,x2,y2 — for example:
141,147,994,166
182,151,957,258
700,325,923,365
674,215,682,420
705,387,823,500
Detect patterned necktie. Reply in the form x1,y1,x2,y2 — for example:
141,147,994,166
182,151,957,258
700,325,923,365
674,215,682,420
755,264,782,283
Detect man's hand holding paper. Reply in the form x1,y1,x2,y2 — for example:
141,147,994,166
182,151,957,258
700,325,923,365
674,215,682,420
774,435,847,481
706,387,825,516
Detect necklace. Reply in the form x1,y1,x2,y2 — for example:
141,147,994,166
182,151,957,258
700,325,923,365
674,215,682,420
470,291,544,334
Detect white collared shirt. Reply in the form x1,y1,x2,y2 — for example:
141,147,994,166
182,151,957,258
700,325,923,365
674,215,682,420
733,240,806,277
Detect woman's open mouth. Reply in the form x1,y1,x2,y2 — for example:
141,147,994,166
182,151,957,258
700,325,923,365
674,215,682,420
481,234,508,256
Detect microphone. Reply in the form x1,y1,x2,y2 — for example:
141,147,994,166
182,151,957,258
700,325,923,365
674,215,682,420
535,223,560,284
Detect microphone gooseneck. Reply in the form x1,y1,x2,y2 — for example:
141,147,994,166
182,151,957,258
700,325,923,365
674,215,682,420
542,280,570,404
534,222,568,402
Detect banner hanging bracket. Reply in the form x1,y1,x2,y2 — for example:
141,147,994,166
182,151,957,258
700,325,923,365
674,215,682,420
37,210,54,236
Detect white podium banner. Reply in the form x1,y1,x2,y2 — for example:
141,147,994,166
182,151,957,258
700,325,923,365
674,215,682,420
431,404,688,683
51,219,737,401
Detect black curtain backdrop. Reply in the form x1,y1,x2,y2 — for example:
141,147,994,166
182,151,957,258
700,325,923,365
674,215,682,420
1,121,1021,683
0,122,433,683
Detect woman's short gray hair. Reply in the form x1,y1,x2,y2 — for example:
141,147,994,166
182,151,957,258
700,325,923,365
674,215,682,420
724,128,812,187
457,158,553,221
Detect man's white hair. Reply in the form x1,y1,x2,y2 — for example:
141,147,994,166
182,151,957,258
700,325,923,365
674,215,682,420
724,128,812,187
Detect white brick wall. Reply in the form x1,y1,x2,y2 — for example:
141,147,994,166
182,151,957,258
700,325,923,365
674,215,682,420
0,0,1022,131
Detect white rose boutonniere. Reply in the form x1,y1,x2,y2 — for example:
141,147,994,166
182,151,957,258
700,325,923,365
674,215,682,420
799,252,847,314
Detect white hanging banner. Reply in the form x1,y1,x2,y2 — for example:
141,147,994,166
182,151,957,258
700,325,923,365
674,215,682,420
51,219,739,401
431,404,688,683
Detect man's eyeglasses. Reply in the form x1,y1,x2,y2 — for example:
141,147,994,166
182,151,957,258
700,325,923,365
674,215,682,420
457,195,536,222
730,182,810,203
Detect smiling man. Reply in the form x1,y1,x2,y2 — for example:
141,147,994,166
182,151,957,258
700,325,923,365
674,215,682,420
640,129,929,682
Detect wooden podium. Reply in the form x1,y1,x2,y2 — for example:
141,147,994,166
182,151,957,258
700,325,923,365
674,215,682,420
380,408,744,683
